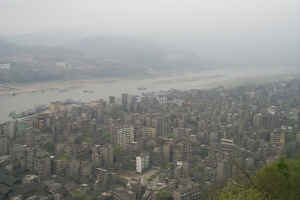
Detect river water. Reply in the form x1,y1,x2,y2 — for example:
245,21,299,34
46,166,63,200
0,67,298,123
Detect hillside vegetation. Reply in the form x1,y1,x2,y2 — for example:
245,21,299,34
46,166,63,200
215,157,300,200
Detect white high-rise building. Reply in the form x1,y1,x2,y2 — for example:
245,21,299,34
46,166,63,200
136,154,149,173
157,95,168,104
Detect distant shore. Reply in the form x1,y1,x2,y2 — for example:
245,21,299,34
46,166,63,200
0,78,121,96
0,68,299,123
0,73,297,98
1,66,299,97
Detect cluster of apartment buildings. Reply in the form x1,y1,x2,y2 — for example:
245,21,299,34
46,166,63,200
1,78,300,199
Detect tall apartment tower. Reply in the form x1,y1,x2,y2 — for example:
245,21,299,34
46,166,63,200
157,118,170,137
122,93,129,106
136,153,149,173
117,126,135,148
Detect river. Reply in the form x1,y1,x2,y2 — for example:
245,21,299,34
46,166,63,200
0,66,298,123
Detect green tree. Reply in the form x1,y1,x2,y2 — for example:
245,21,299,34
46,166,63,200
71,191,95,200
215,157,300,200
43,142,55,153
215,183,264,200
156,189,173,200
254,157,300,200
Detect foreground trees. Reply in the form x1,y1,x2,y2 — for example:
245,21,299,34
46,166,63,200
215,157,300,200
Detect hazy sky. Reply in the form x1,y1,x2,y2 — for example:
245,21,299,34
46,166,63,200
0,0,299,36
0,0,299,64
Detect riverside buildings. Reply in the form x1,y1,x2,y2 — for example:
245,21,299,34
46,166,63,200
1,78,300,199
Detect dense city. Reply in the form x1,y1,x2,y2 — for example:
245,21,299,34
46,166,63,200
1,77,300,200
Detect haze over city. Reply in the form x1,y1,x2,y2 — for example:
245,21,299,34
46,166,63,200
1,0,299,65
1,1,300,200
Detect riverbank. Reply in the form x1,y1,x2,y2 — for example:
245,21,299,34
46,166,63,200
1,66,299,97
0,69,298,97
0,67,299,123
0,78,121,96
